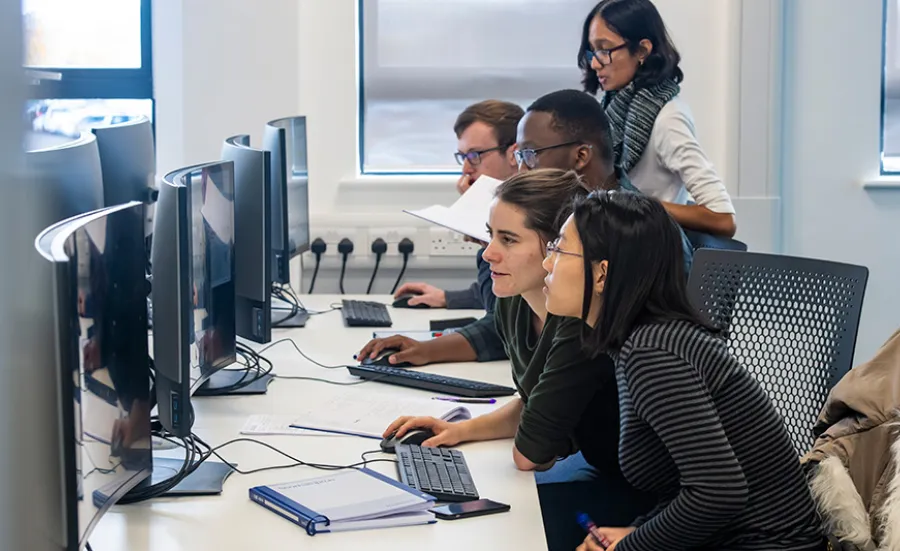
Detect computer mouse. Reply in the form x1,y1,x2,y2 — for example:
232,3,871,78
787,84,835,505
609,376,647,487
379,429,437,454
392,293,430,309
360,347,414,368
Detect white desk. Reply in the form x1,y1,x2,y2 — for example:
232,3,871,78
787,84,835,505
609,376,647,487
90,295,548,550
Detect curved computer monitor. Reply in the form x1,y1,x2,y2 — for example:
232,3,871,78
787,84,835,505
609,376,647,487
91,116,156,208
153,161,236,436
26,131,105,227
221,135,272,344
35,201,152,551
264,116,310,284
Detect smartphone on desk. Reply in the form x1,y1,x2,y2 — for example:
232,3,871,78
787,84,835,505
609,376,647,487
431,499,510,520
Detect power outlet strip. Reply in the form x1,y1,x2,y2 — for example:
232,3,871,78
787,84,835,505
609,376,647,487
429,227,481,257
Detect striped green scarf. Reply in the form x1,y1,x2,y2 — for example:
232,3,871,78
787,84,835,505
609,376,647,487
600,79,680,173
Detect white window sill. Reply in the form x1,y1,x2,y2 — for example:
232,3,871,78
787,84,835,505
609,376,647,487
862,175,900,189
339,173,459,192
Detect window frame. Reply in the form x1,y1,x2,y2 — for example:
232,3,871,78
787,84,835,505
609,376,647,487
880,0,897,174
357,0,474,177
26,0,153,100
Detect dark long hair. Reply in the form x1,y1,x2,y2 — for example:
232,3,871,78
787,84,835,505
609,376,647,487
495,168,589,244
574,190,713,354
579,0,684,95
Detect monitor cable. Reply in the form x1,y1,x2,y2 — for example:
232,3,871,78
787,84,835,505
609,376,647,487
250,337,385,387
390,238,414,295
307,238,326,294
158,433,396,477
337,238,353,294
366,238,387,294
195,343,274,395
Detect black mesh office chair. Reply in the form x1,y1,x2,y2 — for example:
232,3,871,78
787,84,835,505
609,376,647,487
687,249,868,455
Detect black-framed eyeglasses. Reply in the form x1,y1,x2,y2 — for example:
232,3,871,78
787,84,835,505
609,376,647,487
515,141,587,169
454,145,506,166
546,238,582,259
584,43,628,67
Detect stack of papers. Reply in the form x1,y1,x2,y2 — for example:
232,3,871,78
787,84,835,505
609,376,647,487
403,175,503,243
250,468,436,534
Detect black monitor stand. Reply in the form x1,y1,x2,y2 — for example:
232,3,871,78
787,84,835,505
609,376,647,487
193,370,274,396
271,307,309,327
92,457,234,504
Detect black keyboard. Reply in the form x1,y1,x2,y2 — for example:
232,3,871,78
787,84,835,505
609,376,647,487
396,444,479,502
346,364,517,398
341,300,392,327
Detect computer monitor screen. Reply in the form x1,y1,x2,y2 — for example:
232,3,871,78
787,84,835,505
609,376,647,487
91,116,155,208
35,201,152,551
221,135,272,343
280,116,310,257
153,161,236,436
261,123,290,284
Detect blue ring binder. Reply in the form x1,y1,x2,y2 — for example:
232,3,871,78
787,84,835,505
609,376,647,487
308,514,330,536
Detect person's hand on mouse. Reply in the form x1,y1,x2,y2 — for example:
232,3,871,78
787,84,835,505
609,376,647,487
383,416,468,448
393,283,446,308
356,335,433,366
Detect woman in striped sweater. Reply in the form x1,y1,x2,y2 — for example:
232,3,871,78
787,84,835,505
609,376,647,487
541,190,824,551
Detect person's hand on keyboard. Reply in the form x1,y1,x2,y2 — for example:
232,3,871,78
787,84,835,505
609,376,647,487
383,416,468,448
357,335,433,367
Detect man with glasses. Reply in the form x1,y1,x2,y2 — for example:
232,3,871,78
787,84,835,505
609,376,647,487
394,100,523,309
515,89,693,275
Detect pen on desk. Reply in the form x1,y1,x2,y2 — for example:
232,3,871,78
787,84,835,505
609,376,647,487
577,513,612,549
432,396,496,405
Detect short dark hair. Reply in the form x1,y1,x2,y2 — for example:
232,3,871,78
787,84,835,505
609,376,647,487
495,168,589,244
579,0,684,95
526,90,614,166
574,191,715,354
454,100,525,148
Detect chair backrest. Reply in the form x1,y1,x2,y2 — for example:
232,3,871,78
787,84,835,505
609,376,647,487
683,228,748,252
687,249,868,454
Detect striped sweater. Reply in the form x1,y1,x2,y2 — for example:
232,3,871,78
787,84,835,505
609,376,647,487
613,320,823,551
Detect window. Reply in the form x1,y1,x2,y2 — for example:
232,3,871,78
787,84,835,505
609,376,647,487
883,0,900,172
23,0,153,145
359,0,597,174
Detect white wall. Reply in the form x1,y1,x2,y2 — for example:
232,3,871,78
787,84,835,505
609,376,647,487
153,0,300,176
781,0,899,364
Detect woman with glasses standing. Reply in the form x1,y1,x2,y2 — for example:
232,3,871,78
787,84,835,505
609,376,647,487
580,0,737,238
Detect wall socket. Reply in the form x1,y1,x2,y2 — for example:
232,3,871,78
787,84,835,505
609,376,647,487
319,228,369,258
429,227,481,256
366,226,419,256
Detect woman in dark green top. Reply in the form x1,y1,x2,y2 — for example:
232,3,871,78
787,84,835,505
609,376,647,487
379,169,653,549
